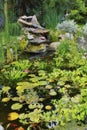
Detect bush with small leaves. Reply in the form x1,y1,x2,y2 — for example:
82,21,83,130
56,20,78,34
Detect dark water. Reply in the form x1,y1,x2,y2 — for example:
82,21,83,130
0,102,87,130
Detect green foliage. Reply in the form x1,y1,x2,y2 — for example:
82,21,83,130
69,0,87,24
54,40,84,69
44,8,61,29
1,60,32,85
8,22,21,36
49,29,61,42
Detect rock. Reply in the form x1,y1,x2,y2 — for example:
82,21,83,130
27,32,34,40
48,42,61,51
59,33,74,40
18,15,43,29
25,44,47,53
31,15,43,29
18,15,50,55
29,36,48,44
24,27,49,35
77,36,87,50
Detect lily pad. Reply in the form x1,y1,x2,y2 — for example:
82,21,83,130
45,85,53,89
57,81,65,86
49,89,57,96
28,103,43,109
12,97,19,101
2,86,10,93
29,109,41,123
45,105,52,110
2,97,10,102
11,103,23,110
8,112,19,121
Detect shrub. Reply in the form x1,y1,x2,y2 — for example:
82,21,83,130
56,20,78,34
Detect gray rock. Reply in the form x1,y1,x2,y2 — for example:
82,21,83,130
59,33,74,40
48,42,61,51
28,32,34,40
29,36,48,44
77,37,87,50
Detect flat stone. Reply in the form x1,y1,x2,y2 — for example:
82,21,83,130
29,36,48,44
18,15,44,29
25,44,47,53
25,27,49,35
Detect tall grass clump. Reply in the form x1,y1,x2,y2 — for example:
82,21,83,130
44,8,62,29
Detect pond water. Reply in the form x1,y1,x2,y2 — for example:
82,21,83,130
0,102,87,130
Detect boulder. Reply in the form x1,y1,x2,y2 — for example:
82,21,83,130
48,42,61,51
29,36,49,44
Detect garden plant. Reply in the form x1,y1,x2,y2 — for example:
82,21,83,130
0,0,87,130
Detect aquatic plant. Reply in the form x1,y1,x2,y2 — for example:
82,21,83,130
8,112,19,121
1,60,32,85
11,103,23,110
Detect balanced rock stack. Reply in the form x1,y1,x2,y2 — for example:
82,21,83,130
18,15,50,53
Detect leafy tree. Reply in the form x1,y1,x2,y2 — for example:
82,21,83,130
67,0,87,24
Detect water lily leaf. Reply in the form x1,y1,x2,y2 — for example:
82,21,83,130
19,113,28,119
28,103,43,109
47,78,54,83
28,74,36,77
39,98,45,101
45,105,52,110
49,89,57,96
17,82,34,89
29,109,41,123
65,84,71,88
28,103,36,109
11,103,23,110
8,112,19,121
12,97,19,101
38,70,46,77
38,81,48,86
2,97,10,102
17,82,30,87
45,85,53,89
29,77,39,82
2,86,10,93
57,81,65,86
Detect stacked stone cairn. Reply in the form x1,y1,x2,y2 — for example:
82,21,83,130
18,15,51,54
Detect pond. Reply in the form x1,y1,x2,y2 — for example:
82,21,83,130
0,101,87,130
